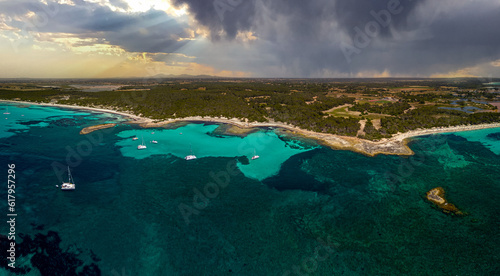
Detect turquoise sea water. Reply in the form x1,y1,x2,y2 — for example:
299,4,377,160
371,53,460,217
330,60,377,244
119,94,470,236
0,103,499,275
447,127,500,155
116,125,313,181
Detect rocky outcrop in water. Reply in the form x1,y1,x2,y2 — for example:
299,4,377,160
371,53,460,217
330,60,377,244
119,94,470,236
426,187,465,216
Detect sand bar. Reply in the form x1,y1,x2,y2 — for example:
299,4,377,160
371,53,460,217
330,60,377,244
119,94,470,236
80,123,116,135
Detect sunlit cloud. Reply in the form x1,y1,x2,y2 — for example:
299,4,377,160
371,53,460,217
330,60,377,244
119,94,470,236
431,67,479,78
87,0,189,17
56,0,76,6
0,0,498,78
236,31,258,43
431,72,477,78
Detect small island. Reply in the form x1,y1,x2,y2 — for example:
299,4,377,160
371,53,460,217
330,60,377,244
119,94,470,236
426,187,465,216
80,123,116,135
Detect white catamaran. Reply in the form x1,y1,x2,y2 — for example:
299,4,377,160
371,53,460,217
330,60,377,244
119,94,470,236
61,167,75,190
137,136,147,150
185,145,197,160
251,149,260,160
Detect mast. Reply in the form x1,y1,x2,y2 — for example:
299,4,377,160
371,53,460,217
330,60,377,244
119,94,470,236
67,166,73,184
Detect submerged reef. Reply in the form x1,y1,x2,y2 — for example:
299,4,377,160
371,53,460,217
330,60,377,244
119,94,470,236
1,229,101,275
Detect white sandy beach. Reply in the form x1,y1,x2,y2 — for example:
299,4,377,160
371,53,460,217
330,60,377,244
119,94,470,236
2,99,500,156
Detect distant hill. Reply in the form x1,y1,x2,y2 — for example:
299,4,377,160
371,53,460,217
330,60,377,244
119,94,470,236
148,74,218,79
0,74,220,82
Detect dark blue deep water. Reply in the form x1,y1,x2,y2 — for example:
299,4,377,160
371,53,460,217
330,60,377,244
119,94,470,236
1,103,499,275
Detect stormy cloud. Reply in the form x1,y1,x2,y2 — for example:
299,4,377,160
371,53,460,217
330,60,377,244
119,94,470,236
0,0,191,53
174,0,500,77
1,0,499,77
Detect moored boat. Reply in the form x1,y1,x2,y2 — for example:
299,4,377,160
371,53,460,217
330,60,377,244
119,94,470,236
61,167,75,190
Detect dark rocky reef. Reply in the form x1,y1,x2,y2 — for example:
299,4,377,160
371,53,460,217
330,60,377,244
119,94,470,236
1,229,101,275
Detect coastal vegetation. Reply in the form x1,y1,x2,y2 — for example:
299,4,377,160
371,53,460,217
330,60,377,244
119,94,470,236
1,78,499,140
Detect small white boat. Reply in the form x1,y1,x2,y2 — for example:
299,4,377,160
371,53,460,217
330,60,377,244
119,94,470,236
3,107,10,115
132,137,139,141
185,155,197,160
137,136,147,150
151,140,158,144
61,167,75,190
251,149,260,160
185,145,197,160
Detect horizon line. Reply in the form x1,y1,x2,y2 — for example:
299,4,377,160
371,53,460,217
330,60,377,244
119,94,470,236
0,76,499,80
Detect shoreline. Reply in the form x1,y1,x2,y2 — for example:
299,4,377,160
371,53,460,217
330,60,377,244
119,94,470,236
2,100,500,156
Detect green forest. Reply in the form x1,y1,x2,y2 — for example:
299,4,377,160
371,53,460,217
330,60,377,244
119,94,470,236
1,78,499,140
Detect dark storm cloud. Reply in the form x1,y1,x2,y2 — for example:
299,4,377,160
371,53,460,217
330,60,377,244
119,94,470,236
173,0,423,41
333,0,423,38
344,1,500,76
0,0,190,53
2,0,499,76
174,0,500,77
172,0,256,39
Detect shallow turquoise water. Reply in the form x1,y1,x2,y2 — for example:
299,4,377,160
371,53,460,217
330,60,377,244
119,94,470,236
116,124,314,181
0,103,498,275
0,102,124,139
447,127,500,154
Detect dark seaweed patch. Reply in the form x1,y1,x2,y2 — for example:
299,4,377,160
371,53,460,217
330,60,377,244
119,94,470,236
486,132,500,140
1,230,101,276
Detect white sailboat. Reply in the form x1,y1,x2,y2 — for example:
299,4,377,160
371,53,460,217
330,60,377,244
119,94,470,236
61,167,75,190
137,136,147,150
251,149,260,160
185,144,197,160
3,107,10,115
